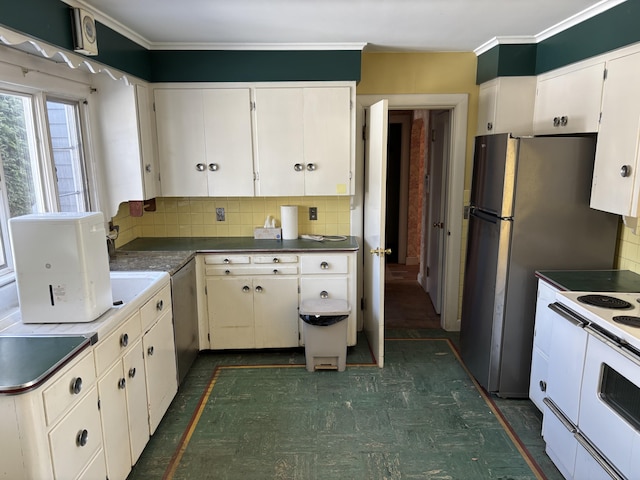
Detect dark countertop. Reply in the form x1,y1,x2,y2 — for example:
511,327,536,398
118,236,359,253
536,269,640,292
0,335,91,394
110,250,195,275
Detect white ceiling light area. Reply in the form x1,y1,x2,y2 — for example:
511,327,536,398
69,0,626,52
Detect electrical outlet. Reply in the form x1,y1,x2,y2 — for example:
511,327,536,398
309,207,318,221
216,208,225,222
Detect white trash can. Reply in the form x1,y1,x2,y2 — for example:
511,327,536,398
299,298,350,372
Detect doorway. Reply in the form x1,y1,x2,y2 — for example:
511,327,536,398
354,94,468,345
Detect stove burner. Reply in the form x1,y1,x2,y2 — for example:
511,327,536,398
613,316,640,328
577,294,633,309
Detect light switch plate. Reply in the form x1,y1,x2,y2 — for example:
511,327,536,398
309,207,317,221
216,208,225,221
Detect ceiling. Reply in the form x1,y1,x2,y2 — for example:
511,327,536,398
75,0,622,52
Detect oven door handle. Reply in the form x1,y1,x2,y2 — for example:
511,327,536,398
585,324,640,367
574,432,625,480
542,397,576,432
548,302,588,327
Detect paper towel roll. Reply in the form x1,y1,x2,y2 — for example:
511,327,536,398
280,205,298,240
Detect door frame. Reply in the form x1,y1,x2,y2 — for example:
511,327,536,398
352,94,468,332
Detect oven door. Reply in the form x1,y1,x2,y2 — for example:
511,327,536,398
579,328,640,478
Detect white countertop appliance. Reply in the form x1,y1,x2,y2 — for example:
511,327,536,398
9,212,112,323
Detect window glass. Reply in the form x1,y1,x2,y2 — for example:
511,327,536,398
46,99,89,212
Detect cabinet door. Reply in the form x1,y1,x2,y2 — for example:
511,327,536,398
136,84,160,200
203,89,255,196
591,51,640,217
155,89,208,196
303,87,352,195
477,80,498,135
97,362,132,480
254,88,305,196
533,62,604,134
143,310,178,434
206,276,256,349
123,340,149,465
253,276,299,348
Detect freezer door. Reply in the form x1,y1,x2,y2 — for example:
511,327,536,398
460,209,512,392
470,134,518,217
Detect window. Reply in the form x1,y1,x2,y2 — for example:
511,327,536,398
0,89,92,278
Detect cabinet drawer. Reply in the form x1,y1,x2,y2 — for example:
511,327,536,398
205,265,298,276
43,348,96,427
77,449,107,480
94,311,142,376
300,255,348,274
253,255,298,264
203,254,250,265
300,277,348,301
141,284,172,332
49,386,102,480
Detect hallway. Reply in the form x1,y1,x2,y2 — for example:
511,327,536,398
384,263,440,330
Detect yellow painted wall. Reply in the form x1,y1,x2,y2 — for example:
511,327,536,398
112,196,351,248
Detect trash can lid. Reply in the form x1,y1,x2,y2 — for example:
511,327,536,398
299,298,350,316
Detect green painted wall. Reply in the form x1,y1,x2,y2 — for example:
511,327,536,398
0,0,360,82
477,0,640,83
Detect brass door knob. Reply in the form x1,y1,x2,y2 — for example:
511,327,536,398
370,247,392,256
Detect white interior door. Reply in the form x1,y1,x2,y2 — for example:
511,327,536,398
364,99,388,367
427,111,449,313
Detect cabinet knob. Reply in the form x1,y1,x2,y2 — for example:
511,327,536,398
553,117,560,127
621,165,632,178
255,285,263,293
120,333,129,347
225,269,231,275
70,377,83,395
156,299,164,311
118,378,126,389
196,163,206,172
145,163,152,173
294,163,303,172
320,261,329,270
539,380,547,392
273,269,279,274
242,285,250,293
147,346,154,356
208,163,219,172
487,122,493,131
320,290,329,299
76,429,89,447
223,258,230,264
128,367,136,378
560,116,568,126
306,163,317,171
272,257,279,263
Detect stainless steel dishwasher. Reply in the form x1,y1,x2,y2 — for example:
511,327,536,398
171,257,198,385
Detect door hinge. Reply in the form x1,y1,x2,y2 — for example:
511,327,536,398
297,286,300,293
152,102,156,112
250,101,256,111
360,297,365,311
362,124,367,141
599,111,603,124
204,285,207,295
426,266,430,277
97,398,101,410
603,68,608,81
350,100,354,110
431,129,436,142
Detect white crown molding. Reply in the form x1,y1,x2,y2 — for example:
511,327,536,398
474,0,627,56
147,42,367,51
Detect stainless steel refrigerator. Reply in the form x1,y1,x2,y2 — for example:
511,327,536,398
459,133,619,397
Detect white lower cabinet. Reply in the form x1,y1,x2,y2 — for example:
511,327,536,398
529,280,557,411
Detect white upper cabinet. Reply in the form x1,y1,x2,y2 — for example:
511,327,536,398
254,85,353,196
591,50,640,217
476,77,536,136
533,61,605,135
154,88,254,197
92,77,159,218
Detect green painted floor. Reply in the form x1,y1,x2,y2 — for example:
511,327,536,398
128,329,562,480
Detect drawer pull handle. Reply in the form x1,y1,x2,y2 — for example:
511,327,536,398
320,261,329,270
242,285,250,293
294,163,303,172
273,257,279,263
147,346,154,356
156,299,164,311
320,290,329,299
76,429,89,447
223,258,230,264
120,333,129,347
118,378,126,389
70,377,83,395
129,367,136,378
255,285,263,293
621,165,632,178
539,380,547,392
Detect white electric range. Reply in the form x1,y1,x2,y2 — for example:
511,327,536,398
543,290,640,480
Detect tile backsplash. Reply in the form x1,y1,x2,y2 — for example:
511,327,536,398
616,222,640,272
112,196,352,248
